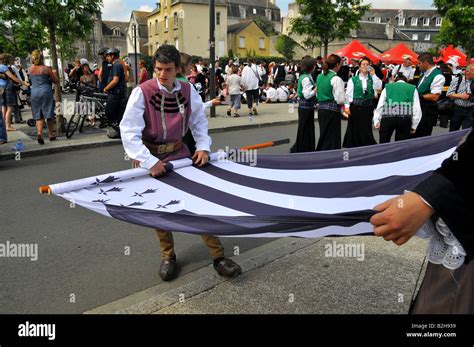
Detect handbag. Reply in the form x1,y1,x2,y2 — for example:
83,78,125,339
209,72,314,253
437,74,463,111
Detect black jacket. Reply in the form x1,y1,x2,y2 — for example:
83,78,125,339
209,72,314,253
413,130,474,263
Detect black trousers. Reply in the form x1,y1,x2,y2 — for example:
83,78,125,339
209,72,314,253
343,104,377,148
316,109,341,151
379,117,411,143
105,93,128,127
450,106,474,131
413,102,437,138
245,89,259,109
293,107,315,153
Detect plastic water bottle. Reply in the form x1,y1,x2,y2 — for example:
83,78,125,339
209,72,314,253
12,139,25,152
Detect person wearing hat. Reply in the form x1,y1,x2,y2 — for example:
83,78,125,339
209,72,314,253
103,48,127,138
97,47,111,92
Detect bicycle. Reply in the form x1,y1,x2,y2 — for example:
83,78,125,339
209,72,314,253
65,86,108,139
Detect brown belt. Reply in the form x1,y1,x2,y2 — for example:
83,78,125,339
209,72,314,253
144,139,182,155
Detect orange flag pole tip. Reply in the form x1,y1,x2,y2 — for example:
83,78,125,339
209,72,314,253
39,186,52,195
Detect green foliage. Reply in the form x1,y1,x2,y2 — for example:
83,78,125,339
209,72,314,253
433,0,474,60
275,34,297,61
290,0,371,56
227,49,234,59
251,16,276,37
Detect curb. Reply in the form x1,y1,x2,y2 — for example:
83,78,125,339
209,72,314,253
0,120,298,161
84,237,320,314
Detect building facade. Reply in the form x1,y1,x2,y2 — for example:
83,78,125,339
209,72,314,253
227,20,270,57
147,0,228,58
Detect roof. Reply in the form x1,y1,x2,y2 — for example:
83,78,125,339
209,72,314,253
102,21,129,36
365,9,440,18
132,11,151,26
227,21,254,34
357,21,412,41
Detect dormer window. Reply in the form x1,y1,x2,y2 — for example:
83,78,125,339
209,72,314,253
113,28,120,36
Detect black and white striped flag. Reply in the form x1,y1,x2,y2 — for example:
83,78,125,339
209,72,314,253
42,130,469,238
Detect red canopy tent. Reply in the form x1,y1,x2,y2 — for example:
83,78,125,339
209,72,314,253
435,45,468,67
380,43,419,65
332,40,380,63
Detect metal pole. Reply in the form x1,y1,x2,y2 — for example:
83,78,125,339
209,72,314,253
209,0,216,117
134,24,138,87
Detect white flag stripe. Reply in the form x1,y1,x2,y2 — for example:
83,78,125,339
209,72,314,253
176,165,395,214
60,174,253,217
212,147,455,183
222,222,373,238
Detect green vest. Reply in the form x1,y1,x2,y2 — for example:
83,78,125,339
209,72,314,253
316,71,337,102
352,74,374,100
417,67,442,95
176,75,188,82
297,73,316,98
385,82,416,116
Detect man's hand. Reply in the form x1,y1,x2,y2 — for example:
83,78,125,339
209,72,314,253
410,128,416,134
370,192,434,246
210,97,222,106
374,122,380,129
150,160,167,177
192,150,209,167
459,93,471,101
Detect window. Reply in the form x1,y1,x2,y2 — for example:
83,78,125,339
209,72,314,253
165,16,168,32
424,34,431,41
216,12,220,26
175,38,179,50
173,12,178,29
412,33,418,41
436,17,442,26
398,17,405,26
113,28,121,36
411,17,418,26
374,17,381,23
155,19,158,34
239,36,245,48
423,17,430,26
265,9,272,21
239,5,246,19
253,8,257,15
149,23,152,36
259,37,265,49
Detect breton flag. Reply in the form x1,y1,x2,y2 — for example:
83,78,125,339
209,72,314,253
40,130,469,238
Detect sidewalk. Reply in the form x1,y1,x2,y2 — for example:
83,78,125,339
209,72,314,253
85,235,427,314
0,102,298,160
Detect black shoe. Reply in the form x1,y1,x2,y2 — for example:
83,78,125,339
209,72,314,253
37,135,44,145
227,109,231,116
159,256,179,281
213,257,242,278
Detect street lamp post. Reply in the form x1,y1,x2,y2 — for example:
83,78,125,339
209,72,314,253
133,24,138,87
209,0,216,118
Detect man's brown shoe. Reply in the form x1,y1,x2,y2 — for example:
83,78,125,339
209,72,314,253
159,257,179,281
213,257,242,278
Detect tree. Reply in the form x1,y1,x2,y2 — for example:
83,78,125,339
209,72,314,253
2,0,102,133
433,0,474,61
290,0,371,58
275,34,297,61
251,16,276,37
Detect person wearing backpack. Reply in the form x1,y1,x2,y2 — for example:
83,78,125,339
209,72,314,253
447,64,474,131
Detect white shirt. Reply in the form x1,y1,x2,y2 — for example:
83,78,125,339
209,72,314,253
329,70,346,105
393,64,415,80
120,79,212,170
345,73,383,107
277,86,289,102
373,81,422,130
227,74,242,95
265,87,278,102
418,67,445,94
301,75,316,100
241,64,261,91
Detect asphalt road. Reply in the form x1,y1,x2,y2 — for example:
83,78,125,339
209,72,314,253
0,122,448,313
